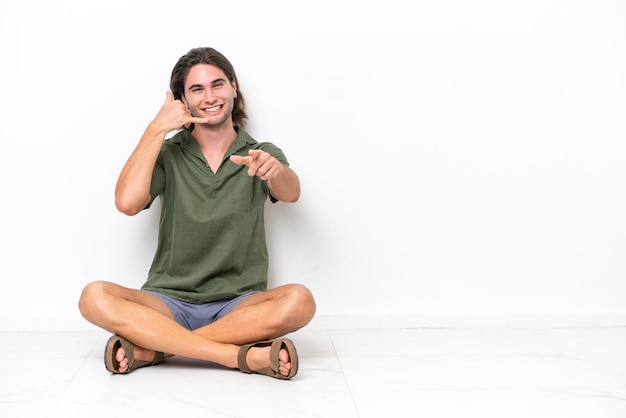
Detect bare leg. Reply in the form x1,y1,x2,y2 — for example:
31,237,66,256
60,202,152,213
79,281,242,368
78,281,315,375
194,284,317,344
193,284,316,376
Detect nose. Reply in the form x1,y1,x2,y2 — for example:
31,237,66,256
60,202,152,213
202,88,216,103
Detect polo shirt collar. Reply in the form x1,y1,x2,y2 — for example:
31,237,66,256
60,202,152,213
172,128,257,162
226,128,257,157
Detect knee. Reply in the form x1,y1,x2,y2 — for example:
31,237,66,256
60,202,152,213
78,280,113,321
283,284,316,326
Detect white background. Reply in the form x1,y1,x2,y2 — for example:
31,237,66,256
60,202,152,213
1,0,625,330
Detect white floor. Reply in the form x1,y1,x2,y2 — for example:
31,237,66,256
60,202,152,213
1,326,626,417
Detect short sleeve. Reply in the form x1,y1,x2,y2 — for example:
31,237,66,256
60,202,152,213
145,156,165,209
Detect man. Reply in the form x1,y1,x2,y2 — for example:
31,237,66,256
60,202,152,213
79,47,316,380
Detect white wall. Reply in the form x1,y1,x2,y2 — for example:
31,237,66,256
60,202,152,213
1,0,625,330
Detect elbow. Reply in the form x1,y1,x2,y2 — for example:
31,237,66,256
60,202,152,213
285,189,300,203
271,188,299,203
115,195,146,216
268,176,300,203
274,183,300,203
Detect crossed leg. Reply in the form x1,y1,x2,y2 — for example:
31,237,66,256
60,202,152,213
78,281,316,376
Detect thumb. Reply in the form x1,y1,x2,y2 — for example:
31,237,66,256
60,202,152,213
164,90,174,103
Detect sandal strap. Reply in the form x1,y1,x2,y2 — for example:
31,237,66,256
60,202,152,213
236,339,298,379
237,342,256,373
105,335,165,374
151,351,165,366
237,340,276,374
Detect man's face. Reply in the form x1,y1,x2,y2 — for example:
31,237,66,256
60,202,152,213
182,64,237,127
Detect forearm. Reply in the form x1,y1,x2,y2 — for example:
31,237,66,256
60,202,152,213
267,165,301,203
114,91,210,215
114,125,167,215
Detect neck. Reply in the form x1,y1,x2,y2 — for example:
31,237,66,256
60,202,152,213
190,120,239,172
191,120,238,154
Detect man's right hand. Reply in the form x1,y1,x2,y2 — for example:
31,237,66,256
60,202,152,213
150,91,209,135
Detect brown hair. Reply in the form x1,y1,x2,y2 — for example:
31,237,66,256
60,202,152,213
170,47,247,128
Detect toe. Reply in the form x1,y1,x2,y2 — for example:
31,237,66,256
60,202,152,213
278,348,291,376
115,346,128,372
279,347,290,364
115,346,126,363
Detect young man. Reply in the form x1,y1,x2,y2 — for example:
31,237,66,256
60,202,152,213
79,47,316,380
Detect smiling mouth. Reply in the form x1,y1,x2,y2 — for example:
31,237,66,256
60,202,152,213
203,105,222,112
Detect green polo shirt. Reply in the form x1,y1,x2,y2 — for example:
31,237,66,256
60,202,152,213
140,128,288,303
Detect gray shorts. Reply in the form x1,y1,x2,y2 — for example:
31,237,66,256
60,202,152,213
147,291,257,330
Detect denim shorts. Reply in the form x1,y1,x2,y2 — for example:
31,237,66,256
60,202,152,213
147,291,258,330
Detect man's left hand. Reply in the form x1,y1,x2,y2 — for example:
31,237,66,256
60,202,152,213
230,150,283,181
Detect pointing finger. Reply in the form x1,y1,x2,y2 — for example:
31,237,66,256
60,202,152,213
229,155,253,166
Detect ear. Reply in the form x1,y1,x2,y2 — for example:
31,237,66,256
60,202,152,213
231,79,237,98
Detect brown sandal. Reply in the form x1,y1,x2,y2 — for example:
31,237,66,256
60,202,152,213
104,334,165,374
237,338,299,380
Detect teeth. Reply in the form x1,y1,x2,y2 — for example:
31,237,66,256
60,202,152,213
205,105,221,112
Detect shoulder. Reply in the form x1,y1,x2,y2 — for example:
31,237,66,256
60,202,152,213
237,128,259,146
163,129,189,147
257,142,288,166
238,129,279,152
158,130,192,158
235,129,289,165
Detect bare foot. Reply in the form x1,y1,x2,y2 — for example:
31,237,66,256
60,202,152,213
115,344,157,373
246,346,292,377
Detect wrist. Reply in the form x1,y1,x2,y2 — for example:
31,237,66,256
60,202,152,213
144,122,170,140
